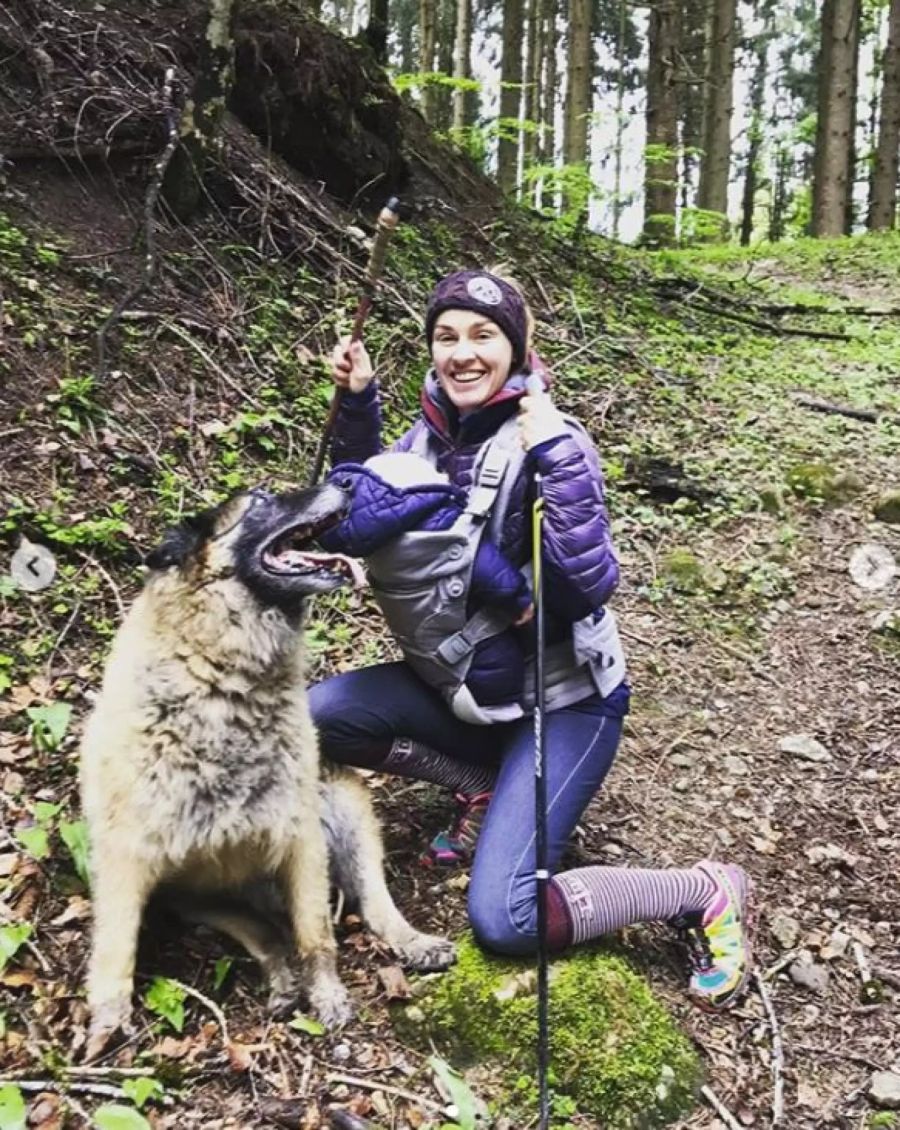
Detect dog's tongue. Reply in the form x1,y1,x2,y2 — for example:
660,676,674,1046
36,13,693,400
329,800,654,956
313,552,366,588
282,550,365,587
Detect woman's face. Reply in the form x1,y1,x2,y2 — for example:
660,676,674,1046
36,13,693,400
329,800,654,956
431,309,514,413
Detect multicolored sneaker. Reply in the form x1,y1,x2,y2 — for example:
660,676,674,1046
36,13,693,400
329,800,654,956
675,862,753,1011
420,791,492,868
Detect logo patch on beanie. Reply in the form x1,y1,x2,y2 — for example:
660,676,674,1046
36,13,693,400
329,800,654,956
467,276,503,305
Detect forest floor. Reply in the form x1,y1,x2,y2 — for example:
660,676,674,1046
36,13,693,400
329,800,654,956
1,154,899,1130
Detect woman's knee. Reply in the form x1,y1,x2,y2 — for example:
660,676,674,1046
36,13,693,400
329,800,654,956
468,881,537,957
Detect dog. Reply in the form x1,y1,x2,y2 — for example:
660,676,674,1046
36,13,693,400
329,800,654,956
80,483,455,1060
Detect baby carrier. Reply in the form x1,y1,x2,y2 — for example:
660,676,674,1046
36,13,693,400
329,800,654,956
365,414,626,725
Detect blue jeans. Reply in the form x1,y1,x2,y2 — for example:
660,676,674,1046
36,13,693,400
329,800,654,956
309,661,628,955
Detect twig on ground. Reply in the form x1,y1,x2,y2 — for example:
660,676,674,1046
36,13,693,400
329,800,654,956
0,1079,125,1099
791,391,898,426
754,970,785,1126
74,552,126,621
172,978,231,1049
166,321,265,411
96,66,180,378
325,1072,444,1113
762,949,800,980
700,1084,743,1130
852,941,881,1002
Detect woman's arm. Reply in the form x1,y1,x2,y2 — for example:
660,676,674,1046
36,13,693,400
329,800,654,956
528,428,620,620
327,338,381,465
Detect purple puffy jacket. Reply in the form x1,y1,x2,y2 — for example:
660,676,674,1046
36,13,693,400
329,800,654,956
329,364,620,627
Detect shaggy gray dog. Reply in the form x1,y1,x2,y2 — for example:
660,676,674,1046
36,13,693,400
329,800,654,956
80,483,454,1059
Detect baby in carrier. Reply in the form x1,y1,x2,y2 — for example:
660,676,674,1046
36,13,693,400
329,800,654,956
320,452,533,724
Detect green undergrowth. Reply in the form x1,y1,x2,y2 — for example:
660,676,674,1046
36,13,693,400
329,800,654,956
400,933,700,1128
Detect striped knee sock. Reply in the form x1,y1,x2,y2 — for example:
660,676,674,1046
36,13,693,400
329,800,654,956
380,738,497,795
550,864,736,947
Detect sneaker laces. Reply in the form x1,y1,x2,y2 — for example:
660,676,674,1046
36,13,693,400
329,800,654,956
450,790,491,851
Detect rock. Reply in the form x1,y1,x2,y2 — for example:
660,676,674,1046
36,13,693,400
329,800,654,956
723,755,748,776
849,544,897,591
820,929,851,961
868,1071,900,1109
873,610,900,637
806,842,858,869
770,912,801,950
789,951,830,994
662,548,704,592
778,734,832,762
399,933,700,1126
874,490,900,525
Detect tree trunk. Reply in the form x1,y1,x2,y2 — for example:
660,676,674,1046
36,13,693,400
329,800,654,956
364,0,389,63
678,0,707,217
419,0,437,124
434,0,455,130
696,0,737,237
451,0,473,133
769,141,789,241
563,0,592,166
612,0,627,238
162,0,235,220
739,32,768,246
498,0,525,194
812,0,860,236
395,0,416,72
642,0,681,247
522,0,542,187
870,0,900,229
537,0,558,210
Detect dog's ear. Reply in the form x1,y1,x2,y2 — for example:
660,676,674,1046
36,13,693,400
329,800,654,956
144,508,219,571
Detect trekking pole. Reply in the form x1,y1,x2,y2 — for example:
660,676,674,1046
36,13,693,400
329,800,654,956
525,371,551,1130
309,196,401,485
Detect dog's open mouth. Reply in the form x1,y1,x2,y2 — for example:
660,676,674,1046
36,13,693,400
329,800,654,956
261,519,365,587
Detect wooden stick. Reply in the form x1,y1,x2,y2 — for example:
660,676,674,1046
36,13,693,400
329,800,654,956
754,971,785,1125
700,1084,743,1130
792,391,897,425
325,1072,444,1113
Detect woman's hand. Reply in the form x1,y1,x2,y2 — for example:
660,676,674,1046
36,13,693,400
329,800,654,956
518,392,569,451
331,336,374,394
514,602,535,626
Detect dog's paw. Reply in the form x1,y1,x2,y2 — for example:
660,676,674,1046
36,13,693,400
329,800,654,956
396,932,457,973
85,997,134,1062
307,975,355,1030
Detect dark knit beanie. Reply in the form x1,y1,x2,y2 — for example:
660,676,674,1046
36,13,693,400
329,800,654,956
425,270,528,369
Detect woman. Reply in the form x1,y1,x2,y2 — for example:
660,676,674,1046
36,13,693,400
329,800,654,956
310,269,752,1010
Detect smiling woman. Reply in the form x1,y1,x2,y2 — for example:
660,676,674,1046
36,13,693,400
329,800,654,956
312,267,753,1016
430,309,515,413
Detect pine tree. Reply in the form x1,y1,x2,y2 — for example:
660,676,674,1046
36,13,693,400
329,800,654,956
870,0,900,229
564,0,592,167
643,0,681,246
498,0,525,193
697,0,738,237
812,0,861,236
419,0,438,123
452,0,474,133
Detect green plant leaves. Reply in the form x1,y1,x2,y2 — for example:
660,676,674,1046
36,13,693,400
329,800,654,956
92,1104,152,1129
0,923,32,973
59,819,91,885
0,1083,26,1130
143,977,186,1033
288,1013,325,1037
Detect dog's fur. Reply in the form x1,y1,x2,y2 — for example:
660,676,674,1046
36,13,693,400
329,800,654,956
80,484,454,1058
